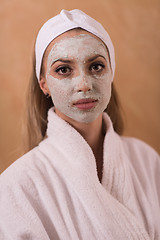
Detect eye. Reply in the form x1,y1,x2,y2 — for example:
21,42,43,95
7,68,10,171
55,65,72,75
89,62,105,73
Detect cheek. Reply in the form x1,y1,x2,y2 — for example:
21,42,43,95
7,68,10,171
46,76,72,101
100,83,112,103
94,73,112,93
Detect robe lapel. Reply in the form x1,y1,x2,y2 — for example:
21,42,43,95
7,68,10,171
40,108,150,239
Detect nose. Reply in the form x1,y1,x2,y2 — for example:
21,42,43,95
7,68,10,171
76,76,92,93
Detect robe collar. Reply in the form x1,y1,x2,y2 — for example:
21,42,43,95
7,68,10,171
44,107,149,238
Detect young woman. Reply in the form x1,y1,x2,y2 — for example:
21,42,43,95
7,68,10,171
0,9,159,240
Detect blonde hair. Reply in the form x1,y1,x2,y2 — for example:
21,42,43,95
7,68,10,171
22,56,124,154
22,28,124,154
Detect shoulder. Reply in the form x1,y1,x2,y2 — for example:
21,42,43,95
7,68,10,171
120,136,160,164
0,138,52,209
120,136,160,175
0,136,61,199
1,141,48,187
120,136,160,202
0,140,55,239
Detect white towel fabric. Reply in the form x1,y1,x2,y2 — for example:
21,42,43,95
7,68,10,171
0,108,159,240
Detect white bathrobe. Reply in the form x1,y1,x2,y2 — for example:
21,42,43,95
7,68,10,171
0,108,159,240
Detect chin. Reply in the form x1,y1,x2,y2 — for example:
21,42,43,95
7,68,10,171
68,111,101,124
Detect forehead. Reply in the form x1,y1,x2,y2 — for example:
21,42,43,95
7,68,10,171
44,29,109,59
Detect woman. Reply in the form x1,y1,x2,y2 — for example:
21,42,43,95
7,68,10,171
0,9,159,240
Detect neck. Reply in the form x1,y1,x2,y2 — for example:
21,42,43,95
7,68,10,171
55,109,105,182
57,111,104,151
70,114,105,183
75,116,105,153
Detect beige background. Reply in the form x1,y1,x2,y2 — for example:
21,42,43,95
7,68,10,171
0,0,160,173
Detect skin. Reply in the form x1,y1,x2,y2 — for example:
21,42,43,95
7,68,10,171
40,30,113,182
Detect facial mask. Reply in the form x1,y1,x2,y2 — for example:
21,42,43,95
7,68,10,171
46,34,113,123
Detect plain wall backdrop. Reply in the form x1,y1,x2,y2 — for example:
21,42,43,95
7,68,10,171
0,0,160,173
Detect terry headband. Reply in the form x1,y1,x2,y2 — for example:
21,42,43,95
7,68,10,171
35,9,115,82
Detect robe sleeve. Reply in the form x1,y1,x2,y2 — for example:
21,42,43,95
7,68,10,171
121,136,160,238
0,161,50,240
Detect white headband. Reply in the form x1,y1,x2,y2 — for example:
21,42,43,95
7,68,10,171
35,9,115,82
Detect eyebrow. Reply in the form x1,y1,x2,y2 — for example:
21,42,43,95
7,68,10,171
86,54,106,62
51,59,72,66
51,54,106,66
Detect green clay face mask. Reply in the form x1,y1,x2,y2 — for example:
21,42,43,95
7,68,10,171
46,34,113,123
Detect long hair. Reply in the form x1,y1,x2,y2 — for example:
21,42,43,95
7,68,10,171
21,54,124,154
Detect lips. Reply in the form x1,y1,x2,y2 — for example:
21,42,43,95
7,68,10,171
73,98,98,110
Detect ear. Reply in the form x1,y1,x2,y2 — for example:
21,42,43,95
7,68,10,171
39,76,51,96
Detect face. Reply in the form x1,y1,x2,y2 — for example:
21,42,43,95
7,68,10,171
41,30,113,123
